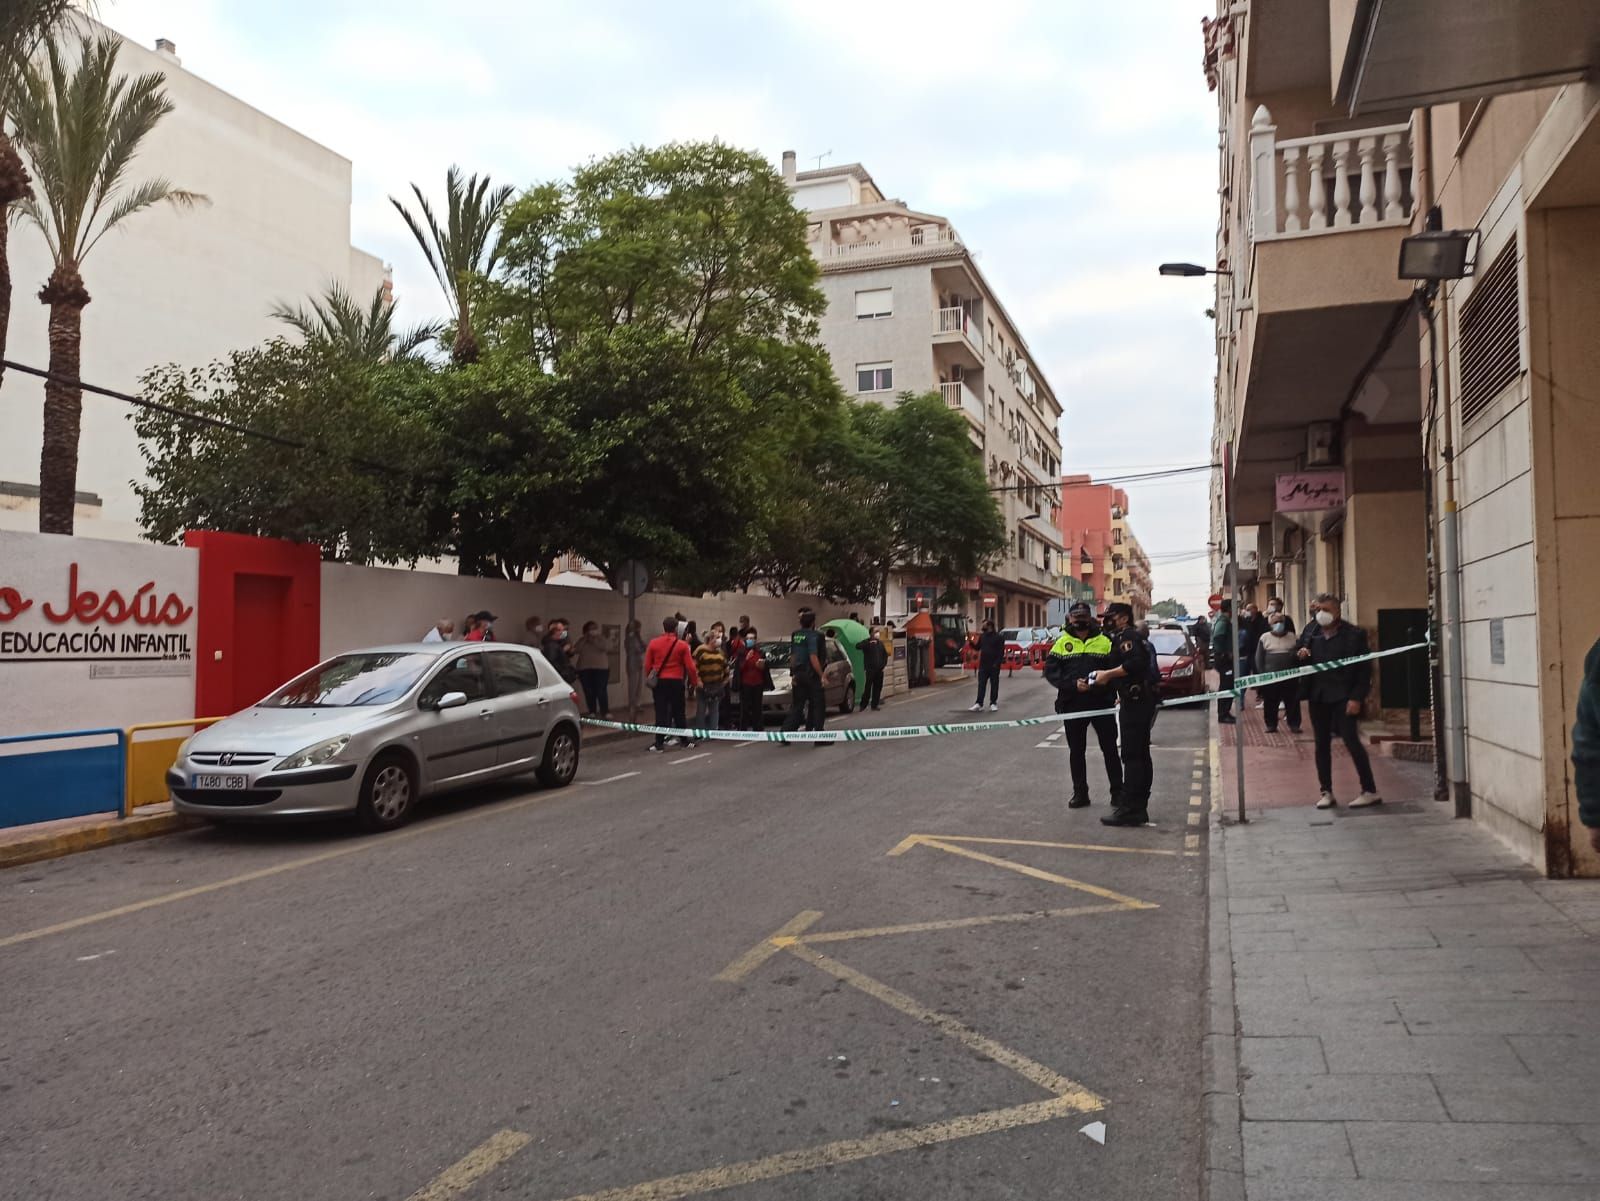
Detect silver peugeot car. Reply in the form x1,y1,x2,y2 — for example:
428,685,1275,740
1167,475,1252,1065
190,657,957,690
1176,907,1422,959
169,643,582,830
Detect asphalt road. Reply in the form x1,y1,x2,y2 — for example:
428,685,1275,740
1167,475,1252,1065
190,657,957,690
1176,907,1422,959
1,670,1210,1201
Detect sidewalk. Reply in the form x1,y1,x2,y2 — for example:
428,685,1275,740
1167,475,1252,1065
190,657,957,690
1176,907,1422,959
1207,701,1600,1199
0,803,192,869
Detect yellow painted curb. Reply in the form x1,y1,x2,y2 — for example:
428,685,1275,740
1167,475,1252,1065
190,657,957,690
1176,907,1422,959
0,811,196,870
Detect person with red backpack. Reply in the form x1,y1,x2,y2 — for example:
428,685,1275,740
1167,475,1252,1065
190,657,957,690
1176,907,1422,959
737,626,774,731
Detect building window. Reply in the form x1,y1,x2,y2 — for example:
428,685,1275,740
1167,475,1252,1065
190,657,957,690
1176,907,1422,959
1113,529,1123,544
987,319,995,349
856,362,893,393
854,287,893,320
988,386,996,415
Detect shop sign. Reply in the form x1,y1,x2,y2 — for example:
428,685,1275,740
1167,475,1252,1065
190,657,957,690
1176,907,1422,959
1275,471,1345,512
1,561,195,667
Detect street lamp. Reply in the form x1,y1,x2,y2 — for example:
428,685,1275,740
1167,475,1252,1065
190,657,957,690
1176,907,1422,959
1398,229,1477,281
1158,262,1232,277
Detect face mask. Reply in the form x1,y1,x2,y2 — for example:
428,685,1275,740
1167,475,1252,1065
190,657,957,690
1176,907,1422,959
1268,606,1281,616
1272,622,1287,635
1315,610,1336,628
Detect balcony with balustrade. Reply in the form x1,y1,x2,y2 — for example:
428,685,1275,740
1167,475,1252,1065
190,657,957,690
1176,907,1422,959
939,380,985,440
931,305,985,368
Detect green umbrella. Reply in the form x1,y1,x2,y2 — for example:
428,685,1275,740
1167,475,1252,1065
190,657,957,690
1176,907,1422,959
821,618,873,703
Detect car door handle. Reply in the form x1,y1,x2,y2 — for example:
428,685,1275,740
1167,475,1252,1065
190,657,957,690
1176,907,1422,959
536,696,550,706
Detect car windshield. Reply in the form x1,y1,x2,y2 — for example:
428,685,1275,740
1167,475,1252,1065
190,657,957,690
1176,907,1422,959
761,641,793,669
1149,631,1191,656
999,629,1023,642
264,652,436,707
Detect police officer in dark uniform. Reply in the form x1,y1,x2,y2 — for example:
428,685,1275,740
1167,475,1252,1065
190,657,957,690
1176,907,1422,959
1043,601,1122,809
781,608,828,743
1078,602,1156,827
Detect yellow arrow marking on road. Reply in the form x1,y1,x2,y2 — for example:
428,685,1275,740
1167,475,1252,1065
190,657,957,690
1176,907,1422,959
890,836,1157,909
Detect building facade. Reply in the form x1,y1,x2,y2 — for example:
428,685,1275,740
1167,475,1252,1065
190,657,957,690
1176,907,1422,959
1058,476,1151,619
0,25,388,541
784,152,1067,630
1205,0,1600,875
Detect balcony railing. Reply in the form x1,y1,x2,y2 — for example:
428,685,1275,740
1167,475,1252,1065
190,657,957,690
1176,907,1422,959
939,380,985,423
934,306,985,359
1250,107,1414,240
829,226,959,258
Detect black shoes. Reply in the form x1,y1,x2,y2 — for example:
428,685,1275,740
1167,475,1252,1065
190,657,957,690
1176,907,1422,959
1218,715,1237,724
1068,795,1091,809
1100,810,1150,828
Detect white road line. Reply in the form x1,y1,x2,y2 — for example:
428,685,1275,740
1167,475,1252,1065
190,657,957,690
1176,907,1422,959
670,752,713,765
582,772,641,788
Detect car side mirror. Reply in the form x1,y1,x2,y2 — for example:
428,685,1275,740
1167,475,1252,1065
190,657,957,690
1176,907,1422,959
432,691,469,711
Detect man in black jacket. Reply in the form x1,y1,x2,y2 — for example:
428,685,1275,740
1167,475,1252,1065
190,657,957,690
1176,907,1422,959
1081,603,1156,828
857,628,889,710
971,621,1005,712
1295,593,1381,809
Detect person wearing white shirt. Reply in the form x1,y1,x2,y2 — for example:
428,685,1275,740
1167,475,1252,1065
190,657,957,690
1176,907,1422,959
421,619,453,643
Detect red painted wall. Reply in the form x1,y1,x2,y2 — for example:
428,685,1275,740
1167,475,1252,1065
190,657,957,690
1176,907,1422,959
185,532,321,716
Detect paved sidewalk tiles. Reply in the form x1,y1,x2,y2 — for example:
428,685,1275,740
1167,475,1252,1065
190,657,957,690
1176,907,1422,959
1214,708,1600,1198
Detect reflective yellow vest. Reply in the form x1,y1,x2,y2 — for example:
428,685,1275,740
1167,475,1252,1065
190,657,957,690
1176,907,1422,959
1049,631,1112,659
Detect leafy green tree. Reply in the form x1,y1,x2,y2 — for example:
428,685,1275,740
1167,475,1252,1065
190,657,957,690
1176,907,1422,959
390,166,511,364
816,393,1008,606
10,31,204,533
271,281,441,364
132,342,441,563
1151,597,1189,619
0,0,75,390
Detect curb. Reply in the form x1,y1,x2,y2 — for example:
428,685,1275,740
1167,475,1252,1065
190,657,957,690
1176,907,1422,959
0,808,198,870
1202,710,1246,1201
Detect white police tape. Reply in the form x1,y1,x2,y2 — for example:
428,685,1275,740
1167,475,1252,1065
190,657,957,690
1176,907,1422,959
578,640,1429,744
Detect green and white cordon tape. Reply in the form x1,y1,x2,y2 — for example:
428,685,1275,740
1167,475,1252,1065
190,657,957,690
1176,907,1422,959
579,640,1430,744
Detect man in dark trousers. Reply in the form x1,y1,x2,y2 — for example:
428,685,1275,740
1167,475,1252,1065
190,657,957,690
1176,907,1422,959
1081,603,1157,827
1211,600,1236,723
781,608,828,742
1044,601,1121,810
1572,634,1600,854
1295,593,1381,809
971,620,1005,712
857,627,889,710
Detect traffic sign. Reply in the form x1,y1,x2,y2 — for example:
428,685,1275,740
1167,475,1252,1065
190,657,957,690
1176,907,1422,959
1208,593,1224,610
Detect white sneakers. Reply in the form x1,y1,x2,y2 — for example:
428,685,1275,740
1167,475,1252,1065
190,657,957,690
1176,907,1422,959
989,703,998,712
1350,791,1384,808
1316,791,1337,809
969,703,983,712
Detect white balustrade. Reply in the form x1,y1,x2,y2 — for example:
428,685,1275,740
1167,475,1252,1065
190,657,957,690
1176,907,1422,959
830,226,957,258
936,306,967,334
939,380,985,421
1249,106,1414,239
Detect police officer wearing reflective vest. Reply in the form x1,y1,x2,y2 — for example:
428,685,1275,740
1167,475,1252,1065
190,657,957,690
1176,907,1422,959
1044,601,1123,810
1079,602,1156,828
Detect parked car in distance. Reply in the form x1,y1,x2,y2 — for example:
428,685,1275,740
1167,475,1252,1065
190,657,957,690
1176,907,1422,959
1000,626,1054,668
759,638,856,720
1149,627,1204,698
169,644,582,831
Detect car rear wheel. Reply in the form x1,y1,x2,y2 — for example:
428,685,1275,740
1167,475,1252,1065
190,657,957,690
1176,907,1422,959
537,726,580,788
839,682,856,715
358,752,416,832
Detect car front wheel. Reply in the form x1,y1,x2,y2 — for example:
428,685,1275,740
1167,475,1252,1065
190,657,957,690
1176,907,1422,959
839,682,856,715
358,752,416,832
537,726,580,788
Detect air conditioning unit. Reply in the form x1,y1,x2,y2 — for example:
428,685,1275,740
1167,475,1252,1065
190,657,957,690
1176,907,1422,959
1306,421,1338,467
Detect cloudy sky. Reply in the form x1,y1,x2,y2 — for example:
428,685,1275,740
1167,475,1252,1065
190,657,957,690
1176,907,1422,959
105,0,1220,608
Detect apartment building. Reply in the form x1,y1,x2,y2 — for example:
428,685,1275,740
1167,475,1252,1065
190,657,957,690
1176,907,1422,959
783,152,1067,630
0,24,388,540
1058,476,1152,619
1205,0,1600,875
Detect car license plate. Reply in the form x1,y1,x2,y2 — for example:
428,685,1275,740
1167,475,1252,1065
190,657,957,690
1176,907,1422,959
193,773,248,790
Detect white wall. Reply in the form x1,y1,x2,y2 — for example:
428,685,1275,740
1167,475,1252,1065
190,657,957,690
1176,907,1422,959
793,178,855,211
0,530,198,738
0,22,386,538
320,562,854,657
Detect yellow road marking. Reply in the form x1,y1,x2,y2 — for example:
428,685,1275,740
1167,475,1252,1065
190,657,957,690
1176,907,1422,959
543,1095,1084,1201
406,1129,531,1201
785,942,1105,1106
1188,812,1202,827
907,838,1157,909
713,910,822,982
1186,834,1200,851
888,833,1177,858
0,786,570,950
1190,795,1202,806
794,902,1132,945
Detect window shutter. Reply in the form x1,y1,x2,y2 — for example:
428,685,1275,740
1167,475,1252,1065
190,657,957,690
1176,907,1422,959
1458,239,1520,426
855,288,893,319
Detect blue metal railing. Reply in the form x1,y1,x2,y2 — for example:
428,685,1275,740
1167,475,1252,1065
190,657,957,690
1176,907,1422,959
0,727,127,829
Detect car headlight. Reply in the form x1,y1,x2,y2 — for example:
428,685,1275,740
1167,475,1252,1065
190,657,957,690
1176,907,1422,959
279,735,351,770
1169,663,1195,678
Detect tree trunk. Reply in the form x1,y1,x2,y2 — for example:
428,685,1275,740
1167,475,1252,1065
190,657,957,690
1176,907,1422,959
0,131,32,391
37,263,92,535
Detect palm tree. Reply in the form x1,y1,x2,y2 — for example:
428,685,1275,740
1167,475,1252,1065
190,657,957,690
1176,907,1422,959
0,1,76,390
10,31,204,534
271,281,441,364
390,166,511,364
